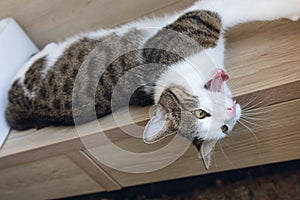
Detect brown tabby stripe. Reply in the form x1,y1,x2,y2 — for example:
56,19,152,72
23,57,46,91
143,10,222,67
157,87,200,141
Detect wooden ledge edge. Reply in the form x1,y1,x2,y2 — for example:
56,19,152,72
66,151,121,191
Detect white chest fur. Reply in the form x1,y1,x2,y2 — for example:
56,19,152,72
154,48,225,103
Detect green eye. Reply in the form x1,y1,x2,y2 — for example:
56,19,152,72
221,125,229,133
193,109,210,119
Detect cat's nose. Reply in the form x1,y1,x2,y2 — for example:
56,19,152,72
225,104,236,121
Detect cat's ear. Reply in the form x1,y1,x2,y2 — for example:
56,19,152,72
143,105,176,144
195,139,217,169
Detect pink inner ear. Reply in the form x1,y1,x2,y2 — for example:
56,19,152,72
206,68,229,92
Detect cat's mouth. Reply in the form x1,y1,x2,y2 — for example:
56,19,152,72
204,68,229,92
204,69,241,122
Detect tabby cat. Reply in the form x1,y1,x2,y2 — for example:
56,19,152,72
6,0,300,168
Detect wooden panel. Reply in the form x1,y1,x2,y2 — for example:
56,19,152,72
0,155,103,200
226,20,300,96
66,151,121,191
87,99,300,187
235,80,300,110
0,106,150,169
0,0,193,48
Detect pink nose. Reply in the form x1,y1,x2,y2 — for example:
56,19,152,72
225,104,236,121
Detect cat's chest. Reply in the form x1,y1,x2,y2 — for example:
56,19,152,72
153,41,225,104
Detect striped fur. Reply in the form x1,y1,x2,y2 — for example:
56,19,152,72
6,10,222,130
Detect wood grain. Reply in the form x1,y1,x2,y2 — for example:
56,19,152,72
66,151,121,191
0,155,103,200
235,80,300,110
226,20,300,96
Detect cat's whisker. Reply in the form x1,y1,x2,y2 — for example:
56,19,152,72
237,120,261,151
243,115,284,131
241,91,263,110
242,110,270,115
241,115,270,121
242,107,275,114
242,118,270,125
241,110,274,119
242,90,277,112
241,117,269,126
240,118,265,129
258,116,286,131
217,141,239,170
219,138,234,149
212,148,219,170
242,97,270,111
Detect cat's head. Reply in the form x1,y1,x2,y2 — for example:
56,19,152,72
143,68,241,169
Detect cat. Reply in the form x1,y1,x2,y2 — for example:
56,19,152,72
6,0,300,168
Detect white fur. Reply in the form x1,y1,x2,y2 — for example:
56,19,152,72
154,51,218,102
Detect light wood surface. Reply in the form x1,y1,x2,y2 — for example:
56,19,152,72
66,151,121,191
0,155,103,200
0,0,299,198
235,80,300,109
226,20,300,96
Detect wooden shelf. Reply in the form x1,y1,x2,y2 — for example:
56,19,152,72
0,0,300,199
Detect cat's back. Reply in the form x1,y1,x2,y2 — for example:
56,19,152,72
5,17,169,130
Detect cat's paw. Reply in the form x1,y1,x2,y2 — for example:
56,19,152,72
289,15,300,21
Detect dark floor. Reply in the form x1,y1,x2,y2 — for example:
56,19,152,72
63,160,300,200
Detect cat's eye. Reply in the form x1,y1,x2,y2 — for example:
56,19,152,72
221,125,229,133
192,109,211,119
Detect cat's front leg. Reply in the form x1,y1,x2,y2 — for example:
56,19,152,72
190,0,300,28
